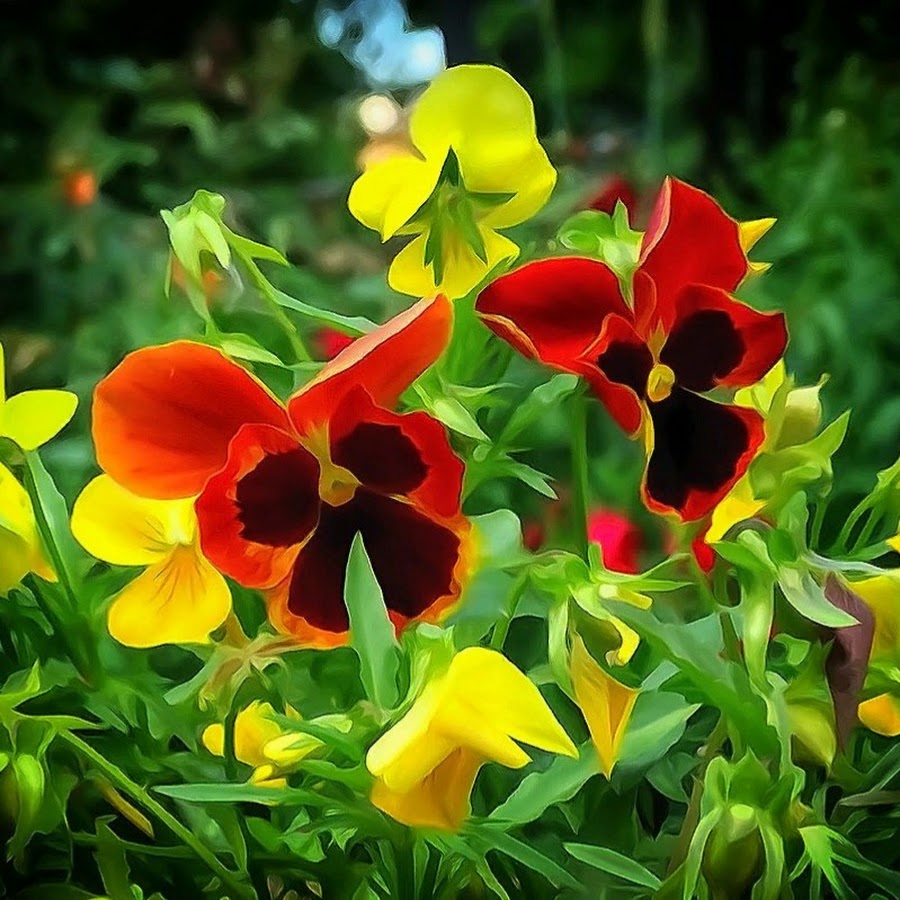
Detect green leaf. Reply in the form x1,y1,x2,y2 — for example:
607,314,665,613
344,534,401,710
606,603,778,756
155,783,296,805
618,692,702,771
24,450,85,585
778,567,858,627
274,288,375,335
490,743,598,824
476,830,580,890
95,819,134,900
428,395,489,441
216,333,285,367
564,843,662,890
226,231,289,267
506,461,557,499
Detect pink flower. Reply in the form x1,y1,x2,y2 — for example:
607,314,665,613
588,509,642,573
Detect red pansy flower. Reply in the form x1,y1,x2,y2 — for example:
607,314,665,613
476,178,787,521
588,509,642,573
92,296,471,646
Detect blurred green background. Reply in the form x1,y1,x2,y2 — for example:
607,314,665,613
2,0,898,531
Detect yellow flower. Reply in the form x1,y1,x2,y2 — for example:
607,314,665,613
569,636,639,778
348,65,556,300
70,474,230,647
0,462,54,594
366,646,577,830
850,574,900,737
202,701,325,787
0,342,77,451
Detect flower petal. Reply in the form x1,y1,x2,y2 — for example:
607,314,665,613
705,475,765,544
371,747,482,831
269,489,467,645
438,647,578,762
643,389,765,521
387,227,519,300
0,461,50,593
348,154,442,240
1,390,78,451
410,65,555,229
639,178,748,327
850,574,900,660
196,424,320,590
581,313,653,435
93,342,290,499
289,296,453,430
72,475,195,567
202,701,286,769
330,387,464,519
570,636,639,778
660,284,787,391
477,257,629,372
858,694,900,737
106,545,231,647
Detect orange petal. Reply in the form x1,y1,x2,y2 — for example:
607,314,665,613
288,296,452,430
93,341,290,499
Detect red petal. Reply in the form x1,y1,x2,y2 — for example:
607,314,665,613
642,389,764,521
660,284,787,390
289,295,452,430
329,387,464,519
196,424,320,589
93,342,290,499
476,257,629,372
639,178,748,330
579,314,651,435
267,489,470,646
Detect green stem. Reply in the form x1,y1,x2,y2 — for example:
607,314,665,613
59,731,254,900
570,391,591,562
72,833,193,858
490,573,529,651
242,257,311,363
833,495,874,553
667,716,727,875
852,507,882,554
809,499,826,550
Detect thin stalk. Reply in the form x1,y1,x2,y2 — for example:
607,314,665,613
833,495,875,553
852,507,883,554
490,572,529,651
667,716,727,875
72,833,193,858
570,390,591,562
809,499,826,550
242,257,311,363
59,731,254,900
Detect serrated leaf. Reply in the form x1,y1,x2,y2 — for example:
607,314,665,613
344,534,401,710
564,843,662,890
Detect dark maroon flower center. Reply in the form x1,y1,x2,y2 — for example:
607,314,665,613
286,489,461,633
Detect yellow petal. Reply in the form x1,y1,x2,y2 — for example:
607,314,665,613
72,475,196,566
0,462,52,594
858,693,900,737
706,476,765,544
201,722,225,757
605,616,643,667
106,545,231,647
739,218,776,253
438,647,578,761
0,389,78,451
887,534,900,554
370,747,482,831
851,575,900,660
570,636,639,778
734,360,786,414
347,154,442,240
367,682,458,794
388,227,519,300
410,66,555,227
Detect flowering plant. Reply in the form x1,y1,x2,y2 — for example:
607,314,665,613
1,64,899,900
